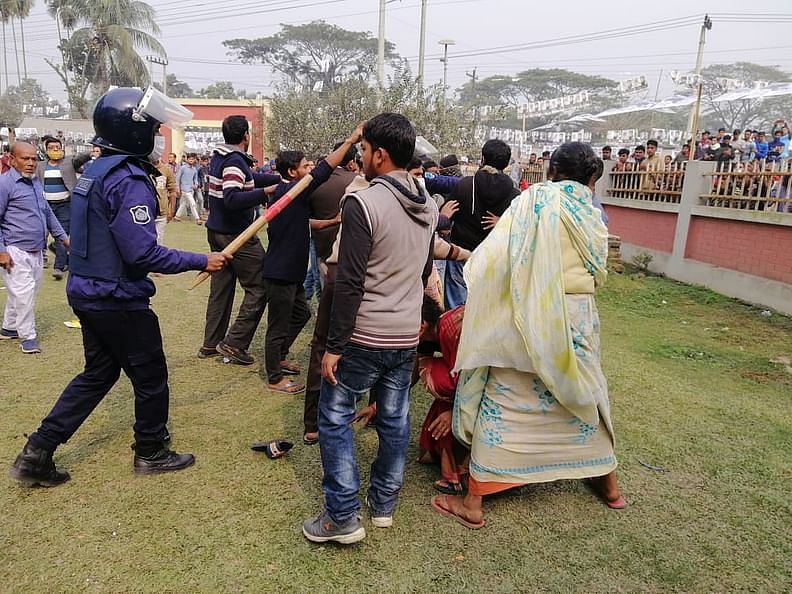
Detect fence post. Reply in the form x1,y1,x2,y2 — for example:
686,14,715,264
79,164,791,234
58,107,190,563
668,160,716,272
596,160,616,198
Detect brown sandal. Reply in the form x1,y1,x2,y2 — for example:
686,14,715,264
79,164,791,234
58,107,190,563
268,380,305,394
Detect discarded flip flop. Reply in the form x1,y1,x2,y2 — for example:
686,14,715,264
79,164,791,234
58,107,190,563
251,440,294,459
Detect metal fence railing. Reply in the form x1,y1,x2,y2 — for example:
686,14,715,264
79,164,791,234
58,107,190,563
701,161,792,213
520,165,546,186
607,163,685,204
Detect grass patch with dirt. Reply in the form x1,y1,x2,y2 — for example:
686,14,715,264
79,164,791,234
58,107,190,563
1,223,790,593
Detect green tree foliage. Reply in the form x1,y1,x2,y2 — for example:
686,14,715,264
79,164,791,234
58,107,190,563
458,68,619,129
10,79,63,115
0,79,65,128
268,68,473,159
0,93,23,129
152,73,195,98
197,81,238,100
0,0,34,87
694,62,792,131
224,21,398,91
45,0,165,117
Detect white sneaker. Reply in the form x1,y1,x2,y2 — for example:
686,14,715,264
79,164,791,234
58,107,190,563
366,496,393,528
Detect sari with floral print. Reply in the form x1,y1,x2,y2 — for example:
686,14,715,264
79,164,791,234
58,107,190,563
452,180,617,488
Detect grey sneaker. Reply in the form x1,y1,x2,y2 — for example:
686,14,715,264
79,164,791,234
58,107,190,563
21,338,41,354
366,496,393,528
302,511,366,544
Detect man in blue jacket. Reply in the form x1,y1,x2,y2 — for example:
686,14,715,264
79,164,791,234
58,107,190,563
9,87,229,487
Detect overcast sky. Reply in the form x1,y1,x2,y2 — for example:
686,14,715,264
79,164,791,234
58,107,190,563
7,0,792,103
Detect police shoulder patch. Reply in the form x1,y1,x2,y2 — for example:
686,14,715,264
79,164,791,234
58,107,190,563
129,205,151,225
74,176,94,194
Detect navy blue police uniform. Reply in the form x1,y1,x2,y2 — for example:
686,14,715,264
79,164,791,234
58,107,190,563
26,154,207,454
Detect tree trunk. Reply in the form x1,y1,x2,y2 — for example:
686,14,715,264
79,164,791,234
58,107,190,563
11,18,21,85
19,16,27,80
2,22,8,91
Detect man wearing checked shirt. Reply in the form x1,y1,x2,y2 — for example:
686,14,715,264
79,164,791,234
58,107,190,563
0,143,69,354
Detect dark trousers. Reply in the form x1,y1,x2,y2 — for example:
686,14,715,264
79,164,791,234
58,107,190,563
29,309,169,452
304,264,336,434
203,230,267,350
50,200,70,271
263,279,311,384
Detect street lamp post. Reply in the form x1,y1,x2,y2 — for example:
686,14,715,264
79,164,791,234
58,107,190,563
438,39,455,101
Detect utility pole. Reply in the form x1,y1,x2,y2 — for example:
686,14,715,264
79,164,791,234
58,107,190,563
417,0,428,88
377,0,386,91
466,67,478,120
686,15,712,155
439,39,455,103
146,55,169,95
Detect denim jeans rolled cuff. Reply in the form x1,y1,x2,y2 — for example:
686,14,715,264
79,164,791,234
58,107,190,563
318,344,415,524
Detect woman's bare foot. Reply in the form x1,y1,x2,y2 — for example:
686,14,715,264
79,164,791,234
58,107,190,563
433,494,484,526
586,472,626,509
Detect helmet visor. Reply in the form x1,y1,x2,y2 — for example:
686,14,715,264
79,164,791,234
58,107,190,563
135,86,193,129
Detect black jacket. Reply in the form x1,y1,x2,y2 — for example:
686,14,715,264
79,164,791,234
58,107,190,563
449,170,520,251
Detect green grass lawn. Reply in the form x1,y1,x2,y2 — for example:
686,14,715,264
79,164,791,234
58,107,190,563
1,222,790,593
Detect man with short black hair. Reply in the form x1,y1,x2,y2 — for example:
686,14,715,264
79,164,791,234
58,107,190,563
614,148,631,171
601,146,612,161
262,133,362,394
302,142,359,440
303,113,437,544
643,139,662,170
175,152,202,224
35,136,84,279
444,139,520,308
200,115,281,364
673,144,691,164
632,145,645,167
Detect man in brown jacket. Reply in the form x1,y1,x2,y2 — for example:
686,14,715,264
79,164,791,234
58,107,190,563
153,158,177,245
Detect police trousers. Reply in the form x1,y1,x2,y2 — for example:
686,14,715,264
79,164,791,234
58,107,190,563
29,308,170,452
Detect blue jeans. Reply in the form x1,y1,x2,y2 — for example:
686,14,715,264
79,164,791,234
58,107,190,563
318,345,416,524
50,200,70,271
443,259,467,308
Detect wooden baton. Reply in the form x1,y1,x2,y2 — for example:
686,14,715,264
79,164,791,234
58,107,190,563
189,173,315,290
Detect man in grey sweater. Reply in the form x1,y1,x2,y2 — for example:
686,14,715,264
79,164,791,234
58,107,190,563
302,113,438,545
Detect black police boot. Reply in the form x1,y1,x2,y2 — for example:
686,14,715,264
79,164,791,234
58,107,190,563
9,442,71,487
133,443,195,475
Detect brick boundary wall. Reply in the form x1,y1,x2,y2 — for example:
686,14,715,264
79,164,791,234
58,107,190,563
685,216,792,285
604,205,678,253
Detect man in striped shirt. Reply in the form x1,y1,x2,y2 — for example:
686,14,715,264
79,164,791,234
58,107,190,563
35,137,84,280
200,115,281,364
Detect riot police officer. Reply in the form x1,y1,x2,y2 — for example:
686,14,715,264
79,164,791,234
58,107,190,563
9,87,230,486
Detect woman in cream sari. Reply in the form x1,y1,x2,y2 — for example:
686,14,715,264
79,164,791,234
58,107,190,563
431,142,625,529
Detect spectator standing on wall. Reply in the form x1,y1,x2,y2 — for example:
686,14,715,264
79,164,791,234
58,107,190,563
755,132,769,161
